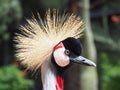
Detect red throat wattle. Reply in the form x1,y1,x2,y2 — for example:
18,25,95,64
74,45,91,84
56,75,64,90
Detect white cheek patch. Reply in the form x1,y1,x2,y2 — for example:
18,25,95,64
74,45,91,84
53,47,70,67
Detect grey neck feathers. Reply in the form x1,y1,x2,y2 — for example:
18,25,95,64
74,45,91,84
41,59,56,90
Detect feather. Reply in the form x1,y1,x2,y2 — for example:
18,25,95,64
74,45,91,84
14,9,84,71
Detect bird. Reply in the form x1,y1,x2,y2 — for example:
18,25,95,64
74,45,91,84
14,9,96,90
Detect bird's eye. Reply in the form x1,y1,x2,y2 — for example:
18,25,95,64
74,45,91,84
64,49,70,55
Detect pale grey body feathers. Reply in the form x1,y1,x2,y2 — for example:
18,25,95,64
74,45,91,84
41,59,56,90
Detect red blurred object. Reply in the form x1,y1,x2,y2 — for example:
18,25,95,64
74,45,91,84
14,61,19,67
22,69,27,75
56,75,64,90
111,15,119,23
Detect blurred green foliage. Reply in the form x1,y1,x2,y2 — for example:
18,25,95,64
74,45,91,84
41,0,68,8
100,53,120,90
0,65,33,90
0,0,22,41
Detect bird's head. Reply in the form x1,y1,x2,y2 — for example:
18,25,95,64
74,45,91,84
53,37,96,68
15,10,95,72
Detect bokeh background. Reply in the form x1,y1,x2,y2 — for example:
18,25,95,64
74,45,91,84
0,0,120,90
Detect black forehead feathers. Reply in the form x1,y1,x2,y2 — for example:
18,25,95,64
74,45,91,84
62,37,82,55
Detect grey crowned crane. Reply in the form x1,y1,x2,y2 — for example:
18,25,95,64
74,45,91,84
14,10,96,90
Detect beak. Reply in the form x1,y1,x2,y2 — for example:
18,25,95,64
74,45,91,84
70,56,96,67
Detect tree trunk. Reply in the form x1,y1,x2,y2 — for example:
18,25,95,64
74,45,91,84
80,0,98,90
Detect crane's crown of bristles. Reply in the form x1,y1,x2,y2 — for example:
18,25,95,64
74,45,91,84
14,9,84,71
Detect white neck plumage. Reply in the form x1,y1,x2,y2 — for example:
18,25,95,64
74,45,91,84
41,59,56,90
